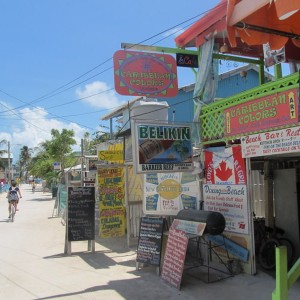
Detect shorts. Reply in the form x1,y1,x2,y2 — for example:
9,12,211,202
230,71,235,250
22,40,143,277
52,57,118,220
8,199,19,204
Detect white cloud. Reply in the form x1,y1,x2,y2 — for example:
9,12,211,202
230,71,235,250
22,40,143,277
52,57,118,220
163,27,184,38
75,81,124,109
9,107,86,155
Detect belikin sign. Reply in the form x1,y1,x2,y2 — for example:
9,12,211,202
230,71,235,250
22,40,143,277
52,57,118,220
113,50,178,98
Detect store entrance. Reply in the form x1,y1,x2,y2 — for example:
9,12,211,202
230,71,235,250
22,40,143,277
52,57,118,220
251,162,300,271
274,168,300,259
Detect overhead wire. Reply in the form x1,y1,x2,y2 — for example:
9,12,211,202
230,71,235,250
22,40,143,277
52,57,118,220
0,7,214,133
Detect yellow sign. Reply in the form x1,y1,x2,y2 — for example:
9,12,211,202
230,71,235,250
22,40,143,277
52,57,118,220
98,143,124,163
100,208,126,238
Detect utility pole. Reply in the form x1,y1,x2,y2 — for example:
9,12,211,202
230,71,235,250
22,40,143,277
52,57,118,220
8,141,11,183
81,138,84,186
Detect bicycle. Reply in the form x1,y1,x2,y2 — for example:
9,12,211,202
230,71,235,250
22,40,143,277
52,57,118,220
258,225,295,270
9,200,18,222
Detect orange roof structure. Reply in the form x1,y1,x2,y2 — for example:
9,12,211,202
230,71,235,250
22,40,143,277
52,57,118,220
175,0,300,62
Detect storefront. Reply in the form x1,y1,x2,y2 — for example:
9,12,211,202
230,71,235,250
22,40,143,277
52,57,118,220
174,0,300,274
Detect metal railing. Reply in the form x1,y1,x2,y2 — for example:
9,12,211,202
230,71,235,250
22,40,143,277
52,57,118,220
200,72,299,145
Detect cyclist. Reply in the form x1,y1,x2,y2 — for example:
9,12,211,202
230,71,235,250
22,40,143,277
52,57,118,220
7,181,22,218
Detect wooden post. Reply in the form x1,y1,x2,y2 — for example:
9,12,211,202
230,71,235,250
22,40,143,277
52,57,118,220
272,246,288,300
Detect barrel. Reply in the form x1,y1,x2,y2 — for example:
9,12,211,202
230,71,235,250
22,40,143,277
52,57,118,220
176,210,226,235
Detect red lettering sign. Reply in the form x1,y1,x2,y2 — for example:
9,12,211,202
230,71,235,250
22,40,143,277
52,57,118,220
113,50,178,98
225,88,298,137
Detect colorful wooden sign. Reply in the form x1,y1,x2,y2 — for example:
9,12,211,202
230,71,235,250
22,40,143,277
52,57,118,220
113,50,178,98
224,88,298,137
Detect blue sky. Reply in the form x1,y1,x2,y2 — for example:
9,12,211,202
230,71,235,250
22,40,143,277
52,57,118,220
0,0,220,159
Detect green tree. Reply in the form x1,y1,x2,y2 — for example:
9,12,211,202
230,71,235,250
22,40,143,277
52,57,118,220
29,129,77,184
0,140,8,171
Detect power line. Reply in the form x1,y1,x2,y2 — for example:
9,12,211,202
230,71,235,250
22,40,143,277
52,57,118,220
0,7,214,133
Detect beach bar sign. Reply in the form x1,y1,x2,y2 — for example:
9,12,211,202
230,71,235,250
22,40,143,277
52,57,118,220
241,126,300,158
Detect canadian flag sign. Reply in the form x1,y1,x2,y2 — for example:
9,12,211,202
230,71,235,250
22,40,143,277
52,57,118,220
204,146,246,185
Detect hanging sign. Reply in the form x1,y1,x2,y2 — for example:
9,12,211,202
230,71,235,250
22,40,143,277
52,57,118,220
134,123,193,174
113,50,178,98
176,53,198,68
224,88,298,137
241,126,300,158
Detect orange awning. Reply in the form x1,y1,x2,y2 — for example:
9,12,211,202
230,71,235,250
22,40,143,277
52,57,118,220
227,0,300,50
175,0,227,48
175,0,300,60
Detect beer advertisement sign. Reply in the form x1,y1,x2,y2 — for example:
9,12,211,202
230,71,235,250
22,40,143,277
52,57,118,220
144,172,200,215
133,123,193,174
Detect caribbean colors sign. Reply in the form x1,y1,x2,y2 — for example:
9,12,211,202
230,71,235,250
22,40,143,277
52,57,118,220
225,88,298,137
113,50,178,97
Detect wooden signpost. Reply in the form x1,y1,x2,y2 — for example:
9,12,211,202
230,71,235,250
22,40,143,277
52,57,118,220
65,186,95,255
136,217,165,272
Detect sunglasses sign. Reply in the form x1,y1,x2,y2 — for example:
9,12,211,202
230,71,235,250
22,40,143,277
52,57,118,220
113,50,178,98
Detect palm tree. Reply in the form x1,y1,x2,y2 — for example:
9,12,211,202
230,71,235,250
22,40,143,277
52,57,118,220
0,139,8,174
19,146,32,182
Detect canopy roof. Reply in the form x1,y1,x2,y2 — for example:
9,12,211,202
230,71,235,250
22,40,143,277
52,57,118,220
175,0,300,62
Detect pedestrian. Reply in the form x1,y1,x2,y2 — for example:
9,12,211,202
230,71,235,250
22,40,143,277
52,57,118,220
42,180,46,193
32,180,36,193
7,180,22,218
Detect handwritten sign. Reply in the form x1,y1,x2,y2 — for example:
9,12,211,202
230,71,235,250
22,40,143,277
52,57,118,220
161,227,188,289
241,126,300,158
203,184,249,234
100,208,125,238
67,187,95,241
136,217,164,266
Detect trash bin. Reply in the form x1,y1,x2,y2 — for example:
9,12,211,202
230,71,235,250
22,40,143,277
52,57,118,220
176,209,226,235
52,186,58,198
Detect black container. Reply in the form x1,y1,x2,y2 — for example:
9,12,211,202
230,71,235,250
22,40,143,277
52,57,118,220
176,210,226,235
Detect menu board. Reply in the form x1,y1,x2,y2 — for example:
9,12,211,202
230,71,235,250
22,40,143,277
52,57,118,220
67,187,95,241
136,217,164,266
161,227,188,289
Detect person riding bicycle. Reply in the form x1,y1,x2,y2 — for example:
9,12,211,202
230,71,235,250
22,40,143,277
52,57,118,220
7,181,22,218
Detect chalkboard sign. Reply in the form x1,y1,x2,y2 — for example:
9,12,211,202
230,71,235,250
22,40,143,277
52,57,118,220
136,217,164,266
67,187,95,241
161,227,189,289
